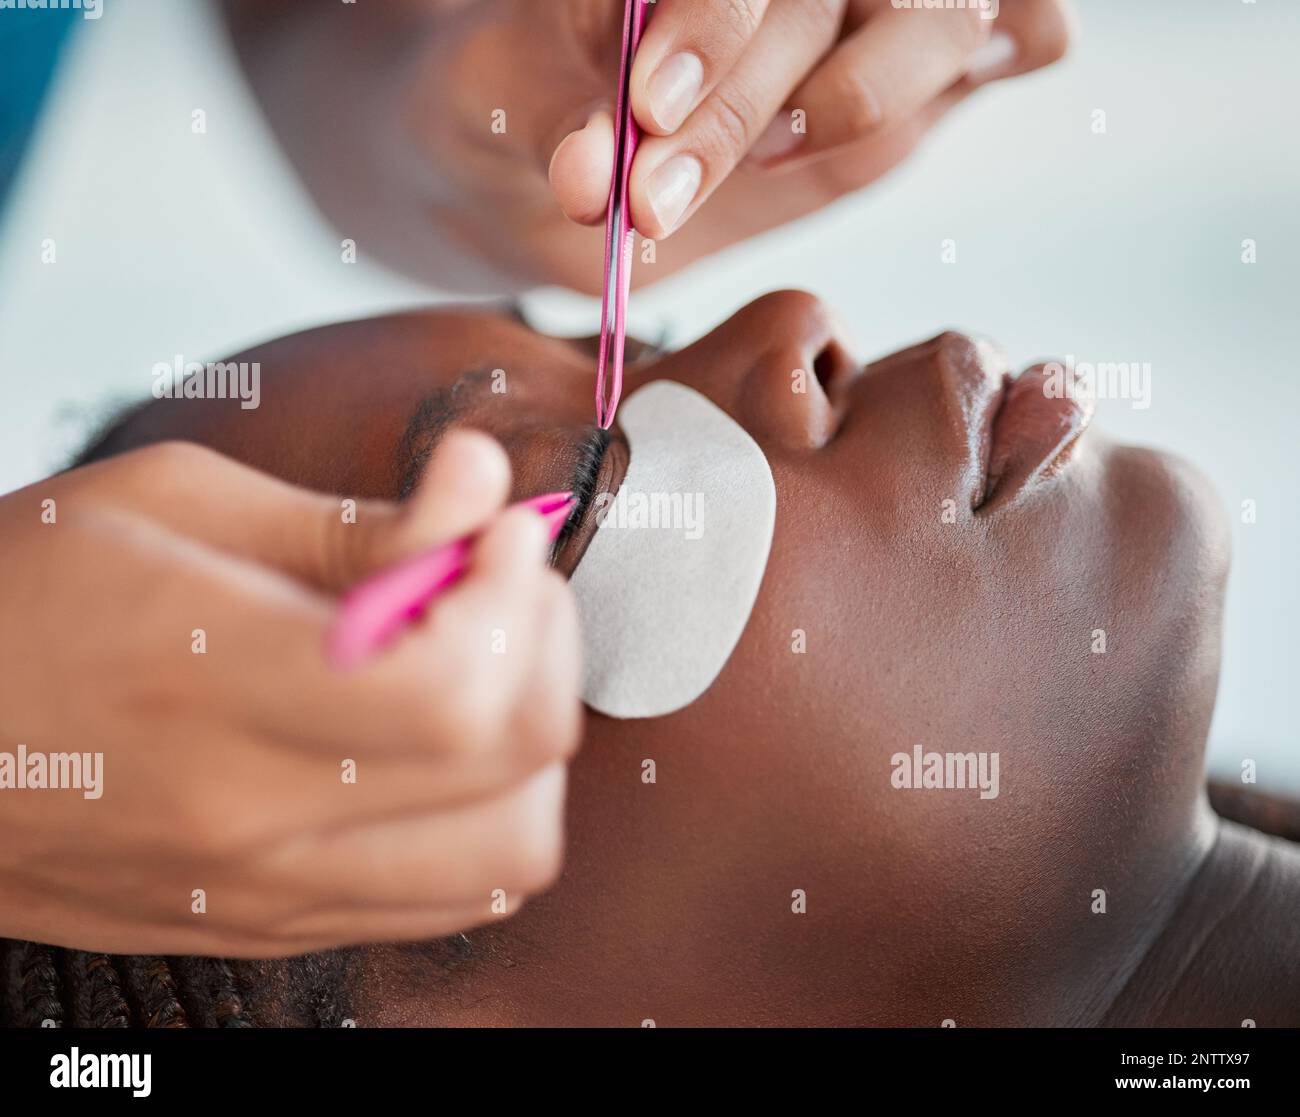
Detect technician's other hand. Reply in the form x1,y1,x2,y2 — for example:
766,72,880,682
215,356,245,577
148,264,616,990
222,0,1074,293
0,433,580,957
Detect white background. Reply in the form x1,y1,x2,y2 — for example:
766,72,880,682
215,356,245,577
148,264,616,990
1,0,1295,790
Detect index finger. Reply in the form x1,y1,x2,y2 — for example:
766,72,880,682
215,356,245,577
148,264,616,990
630,0,773,135
239,505,556,760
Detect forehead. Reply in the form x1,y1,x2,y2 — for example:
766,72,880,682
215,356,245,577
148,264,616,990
105,307,659,503
212,309,605,495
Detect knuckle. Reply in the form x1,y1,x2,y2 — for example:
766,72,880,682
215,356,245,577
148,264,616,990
794,0,844,38
702,81,763,160
824,65,885,135
718,0,764,41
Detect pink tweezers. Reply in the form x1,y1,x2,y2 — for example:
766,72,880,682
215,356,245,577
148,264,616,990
328,8,646,667
327,491,576,669
594,0,647,431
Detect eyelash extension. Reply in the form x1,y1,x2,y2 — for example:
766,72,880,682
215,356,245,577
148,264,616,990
557,427,611,550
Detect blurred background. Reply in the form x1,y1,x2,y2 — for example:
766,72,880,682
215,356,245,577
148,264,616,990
1,0,1295,790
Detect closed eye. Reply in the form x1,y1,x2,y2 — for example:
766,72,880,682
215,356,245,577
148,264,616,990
555,426,610,550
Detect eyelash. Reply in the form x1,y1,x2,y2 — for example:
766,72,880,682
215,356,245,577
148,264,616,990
563,427,611,539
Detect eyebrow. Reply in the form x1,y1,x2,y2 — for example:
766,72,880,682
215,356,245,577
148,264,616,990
395,387,459,500
393,382,611,524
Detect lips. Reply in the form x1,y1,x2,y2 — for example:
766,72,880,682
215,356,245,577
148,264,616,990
838,332,1094,512
980,366,1094,510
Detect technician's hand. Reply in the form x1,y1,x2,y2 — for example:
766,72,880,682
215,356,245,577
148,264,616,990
0,432,581,958
222,0,1073,293
615,0,1077,230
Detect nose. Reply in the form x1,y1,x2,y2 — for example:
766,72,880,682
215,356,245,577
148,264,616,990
665,291,858,452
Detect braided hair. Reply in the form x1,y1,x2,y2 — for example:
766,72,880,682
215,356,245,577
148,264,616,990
0,939,362,1027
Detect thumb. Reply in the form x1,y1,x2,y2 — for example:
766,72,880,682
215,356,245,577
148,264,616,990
251,427,509,594
67,434,511,596
549,110,617,226
277,428,511,594
366,428,511,572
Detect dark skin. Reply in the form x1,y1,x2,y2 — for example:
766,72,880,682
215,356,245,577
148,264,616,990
102,291,1300,1026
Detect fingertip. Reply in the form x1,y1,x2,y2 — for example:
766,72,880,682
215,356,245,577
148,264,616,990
628,145,702,242
426,429,510,503
549,111,616,226
631,50,704,137
473,504,550,578
629,88,670,139
395,429,511,555
628,52,664,137
443,427,509,469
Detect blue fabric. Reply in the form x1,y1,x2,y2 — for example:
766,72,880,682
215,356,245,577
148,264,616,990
0,9,79,211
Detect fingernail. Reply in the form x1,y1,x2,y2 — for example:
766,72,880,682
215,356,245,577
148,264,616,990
748,114,804,165
966,30,1018,84
646,154,701,236
647,52,704,132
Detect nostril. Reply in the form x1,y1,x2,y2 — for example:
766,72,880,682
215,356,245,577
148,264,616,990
767,340,859,450
810,340,859,421
734,292,862,449
813,345,837,393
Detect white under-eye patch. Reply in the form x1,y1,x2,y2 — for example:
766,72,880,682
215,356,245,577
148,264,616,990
570,381,777,719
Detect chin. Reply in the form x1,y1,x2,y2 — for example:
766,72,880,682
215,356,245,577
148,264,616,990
1101,440,1231,757
1114,441,1231,588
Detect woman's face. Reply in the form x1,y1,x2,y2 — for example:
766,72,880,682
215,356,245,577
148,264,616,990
119,291,1229,1024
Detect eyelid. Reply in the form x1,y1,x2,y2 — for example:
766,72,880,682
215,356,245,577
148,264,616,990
567,428,612,524
553,429,627,572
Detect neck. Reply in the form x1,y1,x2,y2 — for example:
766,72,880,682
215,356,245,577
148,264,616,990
352,805,1300,1027
1098,806,1300,1026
